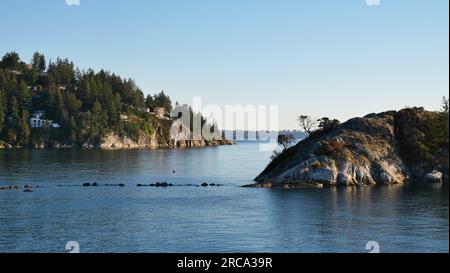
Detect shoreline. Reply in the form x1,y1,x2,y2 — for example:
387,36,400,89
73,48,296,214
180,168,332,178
0,140,236,151
243,178,449,189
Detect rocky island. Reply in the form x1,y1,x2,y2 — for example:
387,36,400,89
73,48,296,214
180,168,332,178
252,106,449,188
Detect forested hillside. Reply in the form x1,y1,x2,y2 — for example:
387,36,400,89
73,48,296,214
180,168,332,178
0,52,173,148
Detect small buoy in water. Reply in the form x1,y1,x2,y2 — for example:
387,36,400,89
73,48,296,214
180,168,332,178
172,169,176,174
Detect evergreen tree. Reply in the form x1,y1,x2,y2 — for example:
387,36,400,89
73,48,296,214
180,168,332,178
18,109,30,145
145,95,156,110
0,90,6,135
31,52,46,72
6,96,20,145
154,91,172,112
0,52,21,70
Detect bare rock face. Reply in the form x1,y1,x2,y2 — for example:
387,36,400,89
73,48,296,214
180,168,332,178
100,133,160,150
254,108,448,187
99,132,234,150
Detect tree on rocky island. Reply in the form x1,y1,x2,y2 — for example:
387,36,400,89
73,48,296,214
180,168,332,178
297,114,341,140
298,115,316,135
277,134,295,151
317,117,340,132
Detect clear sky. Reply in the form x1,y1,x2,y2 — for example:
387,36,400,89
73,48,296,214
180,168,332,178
0,0,448,130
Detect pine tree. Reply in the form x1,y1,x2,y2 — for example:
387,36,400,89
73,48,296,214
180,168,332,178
31,52,46,72
0,52,21,70
18,109,30,145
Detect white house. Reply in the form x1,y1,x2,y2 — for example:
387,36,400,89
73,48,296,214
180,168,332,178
30,111,54,129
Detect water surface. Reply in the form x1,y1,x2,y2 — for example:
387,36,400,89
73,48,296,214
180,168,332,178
0,143,448,253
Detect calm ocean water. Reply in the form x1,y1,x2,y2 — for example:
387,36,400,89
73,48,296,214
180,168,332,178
0,142,448,253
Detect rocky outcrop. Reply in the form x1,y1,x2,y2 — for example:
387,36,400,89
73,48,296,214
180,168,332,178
0,141,18,149
253,108,449,188
99,132,234,150
100,133,160,150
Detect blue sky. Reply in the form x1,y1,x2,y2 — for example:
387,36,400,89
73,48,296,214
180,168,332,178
0,0,448,129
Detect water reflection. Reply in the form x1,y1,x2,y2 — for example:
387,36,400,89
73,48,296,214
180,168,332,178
263,184,448,252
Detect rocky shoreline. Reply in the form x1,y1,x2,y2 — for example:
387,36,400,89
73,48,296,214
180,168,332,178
0,133,235,150
98,132,234,150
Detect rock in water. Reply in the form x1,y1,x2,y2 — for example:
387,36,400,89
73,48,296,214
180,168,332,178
424,171,443,183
